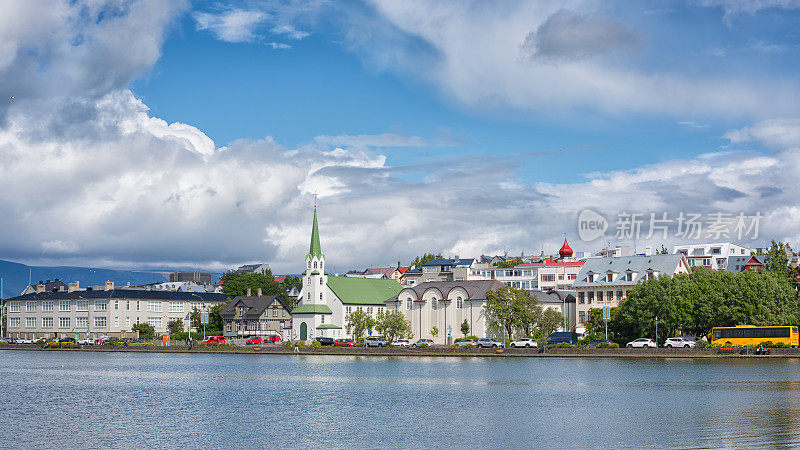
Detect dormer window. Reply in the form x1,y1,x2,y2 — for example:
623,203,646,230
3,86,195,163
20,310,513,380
606,272,614,282
587,273,595,283
625,271,633,282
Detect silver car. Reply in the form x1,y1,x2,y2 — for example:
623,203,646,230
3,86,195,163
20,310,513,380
412,339,434,347
664,337,695,348
455,338,476,347
365,336,388,347
476,338,505,348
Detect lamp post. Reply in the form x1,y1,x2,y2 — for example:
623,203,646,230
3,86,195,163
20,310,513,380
655,315,658,347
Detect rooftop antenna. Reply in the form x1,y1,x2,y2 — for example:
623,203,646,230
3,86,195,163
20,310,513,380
28,267,31,286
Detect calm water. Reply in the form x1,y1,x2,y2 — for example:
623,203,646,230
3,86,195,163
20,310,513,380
1,351,800,448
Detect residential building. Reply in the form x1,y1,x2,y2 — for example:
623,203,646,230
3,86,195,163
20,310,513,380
290,206,403,341
19,279,68,295
361,263,409,281
672,242,752,272
572,254,691,333
234,263,271,274
169,271,216,284
4,281,229,340
469,239,584,290
401,258,480,286
220,290,292,342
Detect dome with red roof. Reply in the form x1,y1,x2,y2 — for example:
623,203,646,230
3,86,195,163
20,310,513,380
558,237,573,257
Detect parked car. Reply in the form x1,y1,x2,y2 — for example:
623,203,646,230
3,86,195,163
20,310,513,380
365,336,389,347
546,332,580,345
664,337,696,348
627,338,656,348
412,339,434,347
58,337,76,344
203,336,225,344
455,338,477,347
510,338,538,348
15,338,32,344
264,334,281,343
315,337,335,346
132,338,149,344
334,338,356,347
390,339,410,347
246,337,263,345
476,338,505,348
585,339,612,348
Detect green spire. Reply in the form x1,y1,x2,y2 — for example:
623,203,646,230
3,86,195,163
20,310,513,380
308,207,322,258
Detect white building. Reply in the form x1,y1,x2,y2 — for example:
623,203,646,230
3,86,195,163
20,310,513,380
672,242,752,272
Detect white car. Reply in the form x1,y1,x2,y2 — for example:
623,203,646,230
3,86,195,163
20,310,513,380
664,337,695,348
626,338,656,348
78,338,96,345
510,338,538,348
15,338,32,344
391,339,410,347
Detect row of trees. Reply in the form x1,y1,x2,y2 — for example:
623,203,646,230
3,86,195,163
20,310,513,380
484,286,564,341
585,241,800,343
345,309,413,342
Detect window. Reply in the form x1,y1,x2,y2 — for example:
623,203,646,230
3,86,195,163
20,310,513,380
42,317,53,328
42,301,53,312
10,301,20,312
568,274,576,280
321,315,325,324
76,300,88,312
114,300,118,310
26,301,36,312
146,317,162,328
95,300,108,312
169,301,183,313
76,317,89,329
367,307,373,314
587,274,594,283
319,293,323,301
558,274,564,280
431,298,437,309
147,301,162,312
579,311,586,323
588,292,594,304
136,301,140,311
307,292,311,300
597,291,603,302
307,278,311,285
114,317,119,328
59,317,70,328
273,307,278,317
608,291,614,303
126,301,130,311
126,317,131,328
406,299,412,310
314,261,318,269
94,316,108,328
9,317,20,328
625,272,633,282
59,300,70,312
578,292,585,304
541,274,556,282
320,278,323,285
25,317,36,328
346,306,352,315
617,291,623,301
606,273,613,282
457,297,463,308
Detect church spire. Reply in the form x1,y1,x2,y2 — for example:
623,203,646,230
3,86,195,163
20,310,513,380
308,205,322,259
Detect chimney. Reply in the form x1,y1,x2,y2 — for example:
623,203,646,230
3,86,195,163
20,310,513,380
105,281,114,291
247,288,252,297
68,281,79,293
398,261,401,268
257,288,262,296
35,283,45,294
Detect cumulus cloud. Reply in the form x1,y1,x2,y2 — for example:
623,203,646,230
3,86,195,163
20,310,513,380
521,9,640,60
724,118,800,149
314,132,463,148
194,8,269,43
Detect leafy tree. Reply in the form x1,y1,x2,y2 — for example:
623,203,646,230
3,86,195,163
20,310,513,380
167,319,184,335
346,310,374,339
190,307,202,330
207,302,228,334
411,253,444,268
515,289,543,337
374,310,413,342
279,275,302,310
221,270,283,297
461,319,470,337
430,326,439,338
495,259,523,268
485,286,528,339
659,244,669,254
132,322,155,340
764,240,796,288
538,308,564,339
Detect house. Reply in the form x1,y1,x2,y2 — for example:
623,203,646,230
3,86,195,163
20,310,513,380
672,242,752,272
290,206,403,341
744,254,767,271
572,254,691,333
20,279,68,295
4,281,229,340
220,290,292,342
169,271,216,284
234,263,271,275
401,258,480,286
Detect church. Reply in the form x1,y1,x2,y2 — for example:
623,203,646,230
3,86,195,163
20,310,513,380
291,206,403,341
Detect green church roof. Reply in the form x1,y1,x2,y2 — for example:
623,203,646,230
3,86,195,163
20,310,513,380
308,208,322,258
316,324,342,329
326,276,403,305
291,304,333,314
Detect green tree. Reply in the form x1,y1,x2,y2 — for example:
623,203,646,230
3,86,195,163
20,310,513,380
495,259,523,268
346,310,373,340
485,286,528,338
461,319,470,337
515,289,543,337
538,308,564,339
659,244,669,254
764,240,796,288
132,322,155,340
430,326,439,338
190,307,202,330
279,275,302,310
375,310,413,343
411,253,444,268
220,270,283,297
207,302,228,335
167,319,184,335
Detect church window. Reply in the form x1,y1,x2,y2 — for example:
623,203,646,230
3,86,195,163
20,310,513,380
320,293,323,300
321,315,325,324
431,298,437,309
346,307,352,314
367,307,372,314
320,278,323,285
307,278,311,284
307,293,310,300
307,261,311,269
457,297,463,308
314,261,318,269
406,299,412,310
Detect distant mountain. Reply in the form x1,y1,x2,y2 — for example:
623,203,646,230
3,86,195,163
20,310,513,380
0,259,170,299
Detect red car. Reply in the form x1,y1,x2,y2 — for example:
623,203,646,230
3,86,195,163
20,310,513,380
334,338,356,347
246,337,263,345
203,336,225,344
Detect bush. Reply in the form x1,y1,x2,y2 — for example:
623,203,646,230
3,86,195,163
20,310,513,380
462,335,479,341
0,340,8,345
310,341,322,347
596,342,619,348
129,342,155,347
695,340,708,349
356,337,365,347
169,332,206,342
773,342,791,348
414,343,430,348
35,339,47,347
757,341,775,348
550,342,575,349
459,344,475,349
297,341,307,347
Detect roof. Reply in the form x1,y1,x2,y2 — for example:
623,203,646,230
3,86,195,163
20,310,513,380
316,324,342,329
220,295,288,318
396,266,409,274
326,276,403,305
572,254,686,288
291,304,333,314
7,289,230,302
515,259,585,267
420,258,475,268
531,290,576,304
390,280,505,302
308,208,322,258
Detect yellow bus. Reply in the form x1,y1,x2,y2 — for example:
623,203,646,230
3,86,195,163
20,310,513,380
710,325,799,347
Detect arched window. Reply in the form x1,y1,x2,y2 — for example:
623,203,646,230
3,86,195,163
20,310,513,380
307,261,311,269
307,278,311,285
457,297,463,308
431,298,437,309
307,292,310,300
319,293,323,300
314,261,318,269
320,278,323,285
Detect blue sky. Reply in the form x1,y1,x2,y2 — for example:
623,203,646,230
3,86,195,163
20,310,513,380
2,0,800,273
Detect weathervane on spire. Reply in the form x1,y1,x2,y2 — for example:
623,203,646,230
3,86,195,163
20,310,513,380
313,192,318,208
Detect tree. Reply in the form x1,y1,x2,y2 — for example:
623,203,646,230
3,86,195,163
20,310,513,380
484,286,528,339
190,307,202,330
279,275,302,310
207,302,228,334
346,310,374,340
132,322,155,340
495,259,523,268
659,244,669,254
430,326,439,338
515,290,543,337
411,253,444,268
375,310,413,343
538,308,564,339
167,319,184,335
461,319,470,337
764,240,796,288
220,270,283,297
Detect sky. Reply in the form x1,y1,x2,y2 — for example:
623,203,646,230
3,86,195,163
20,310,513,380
1,0,800,274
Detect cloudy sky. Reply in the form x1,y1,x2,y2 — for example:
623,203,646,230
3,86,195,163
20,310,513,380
2,0,800,274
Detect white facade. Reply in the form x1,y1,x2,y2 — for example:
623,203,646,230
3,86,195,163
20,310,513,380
470,261,584,290
672,242,751,271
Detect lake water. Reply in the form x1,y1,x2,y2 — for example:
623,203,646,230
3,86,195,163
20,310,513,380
1,351,799,448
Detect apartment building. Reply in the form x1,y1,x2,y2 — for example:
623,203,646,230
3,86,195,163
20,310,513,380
401,258,480,286
470,260,584,290
672,242,752,272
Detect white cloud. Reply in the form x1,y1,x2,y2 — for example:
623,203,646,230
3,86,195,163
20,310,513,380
313,132,462,148
193,1,322,45
724,118,800,149
194,8,269,43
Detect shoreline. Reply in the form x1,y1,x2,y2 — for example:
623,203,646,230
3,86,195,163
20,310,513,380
3,345,800,358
